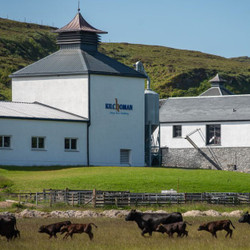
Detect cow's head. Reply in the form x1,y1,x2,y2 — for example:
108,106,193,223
125,209,137,221
60,225,69,234
155,224,165,232
38,225,46,233
197,223,208,231
238,211,250,223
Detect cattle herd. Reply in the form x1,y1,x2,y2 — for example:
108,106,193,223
0,210,249,242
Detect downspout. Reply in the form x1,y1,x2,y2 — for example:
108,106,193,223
87,73,91,166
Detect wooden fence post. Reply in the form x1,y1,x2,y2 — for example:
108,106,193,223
50,191,52,207
65,188,69,204
43,189,46,202
36,193,38,207
92,189,96,208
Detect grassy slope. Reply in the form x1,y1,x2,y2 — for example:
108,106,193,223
0,18,57,100
1,18,250,99
0,166,249,193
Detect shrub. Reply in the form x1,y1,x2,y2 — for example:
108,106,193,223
0,176,13,191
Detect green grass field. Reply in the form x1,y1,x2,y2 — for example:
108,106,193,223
1,217,250,250
0,166,249,193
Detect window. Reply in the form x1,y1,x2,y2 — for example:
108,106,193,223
206,124,221,145
120,149,131,165
65,138,78,151
31,137,45,149
0,136,11,148
173,125,182,138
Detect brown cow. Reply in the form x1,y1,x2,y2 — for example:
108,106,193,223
198,220,235,238
60,223,98,240
156,221,191,237
38,221,71,239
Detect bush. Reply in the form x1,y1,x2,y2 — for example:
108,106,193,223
0,176,13,190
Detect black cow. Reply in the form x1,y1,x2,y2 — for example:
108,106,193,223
38,221,71,239
0,215,18,241
125,209,183,236
156,221,191,237
239,211,250,224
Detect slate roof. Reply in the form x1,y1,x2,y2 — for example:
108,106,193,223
200,86,234,96
10,49,145,78
160,95,250,123
0,101,87,122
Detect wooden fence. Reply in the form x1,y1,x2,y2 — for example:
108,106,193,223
1,189,250,207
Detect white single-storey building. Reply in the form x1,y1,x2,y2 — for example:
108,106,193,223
159,74,250,172
0,11,146,166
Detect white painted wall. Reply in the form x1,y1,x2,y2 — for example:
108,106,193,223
12,75,89,118
0,118,87,166
89,75,145,166
160,121,250,148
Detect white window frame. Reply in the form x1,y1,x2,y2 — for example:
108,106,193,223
64,138,78,152
31,136,46,150
173,125,182,138
0,135,11,149
206,124,221,146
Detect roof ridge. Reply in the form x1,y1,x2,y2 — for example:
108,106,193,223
168,94,250,100
0,100,34,104
34,102,87,119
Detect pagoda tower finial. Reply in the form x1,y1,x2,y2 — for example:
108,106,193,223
78,0,80,13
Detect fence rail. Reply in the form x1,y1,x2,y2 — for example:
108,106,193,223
1,189,250,207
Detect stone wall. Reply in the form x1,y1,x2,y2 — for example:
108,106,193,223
161,147,250,173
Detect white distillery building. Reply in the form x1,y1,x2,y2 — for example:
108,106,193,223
0,11,146,166
159,74,250,172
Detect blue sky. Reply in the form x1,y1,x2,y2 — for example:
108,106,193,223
1,0,250,58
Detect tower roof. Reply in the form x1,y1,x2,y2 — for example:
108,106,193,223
209,73,226,84
200,73,234,96
54,12,107,34
10,49,146,79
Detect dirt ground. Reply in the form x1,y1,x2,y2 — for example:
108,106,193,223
0,201,12,208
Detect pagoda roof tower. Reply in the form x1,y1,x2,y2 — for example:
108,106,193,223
11,11,145,79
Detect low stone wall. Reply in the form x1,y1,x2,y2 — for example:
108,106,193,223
0,209,244,218
161,147,250,172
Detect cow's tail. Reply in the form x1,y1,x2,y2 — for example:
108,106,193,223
13,218,18,230
89,223,98,229
184,221,192,226
229,220,235,229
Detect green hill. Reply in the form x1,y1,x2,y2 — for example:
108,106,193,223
1,17,250,100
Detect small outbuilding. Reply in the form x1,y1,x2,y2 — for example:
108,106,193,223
159,74,250,172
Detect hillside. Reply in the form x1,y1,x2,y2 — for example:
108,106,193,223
1,18,250,99
0,18,58,100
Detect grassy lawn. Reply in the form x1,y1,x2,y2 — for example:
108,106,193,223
0,166,249,193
